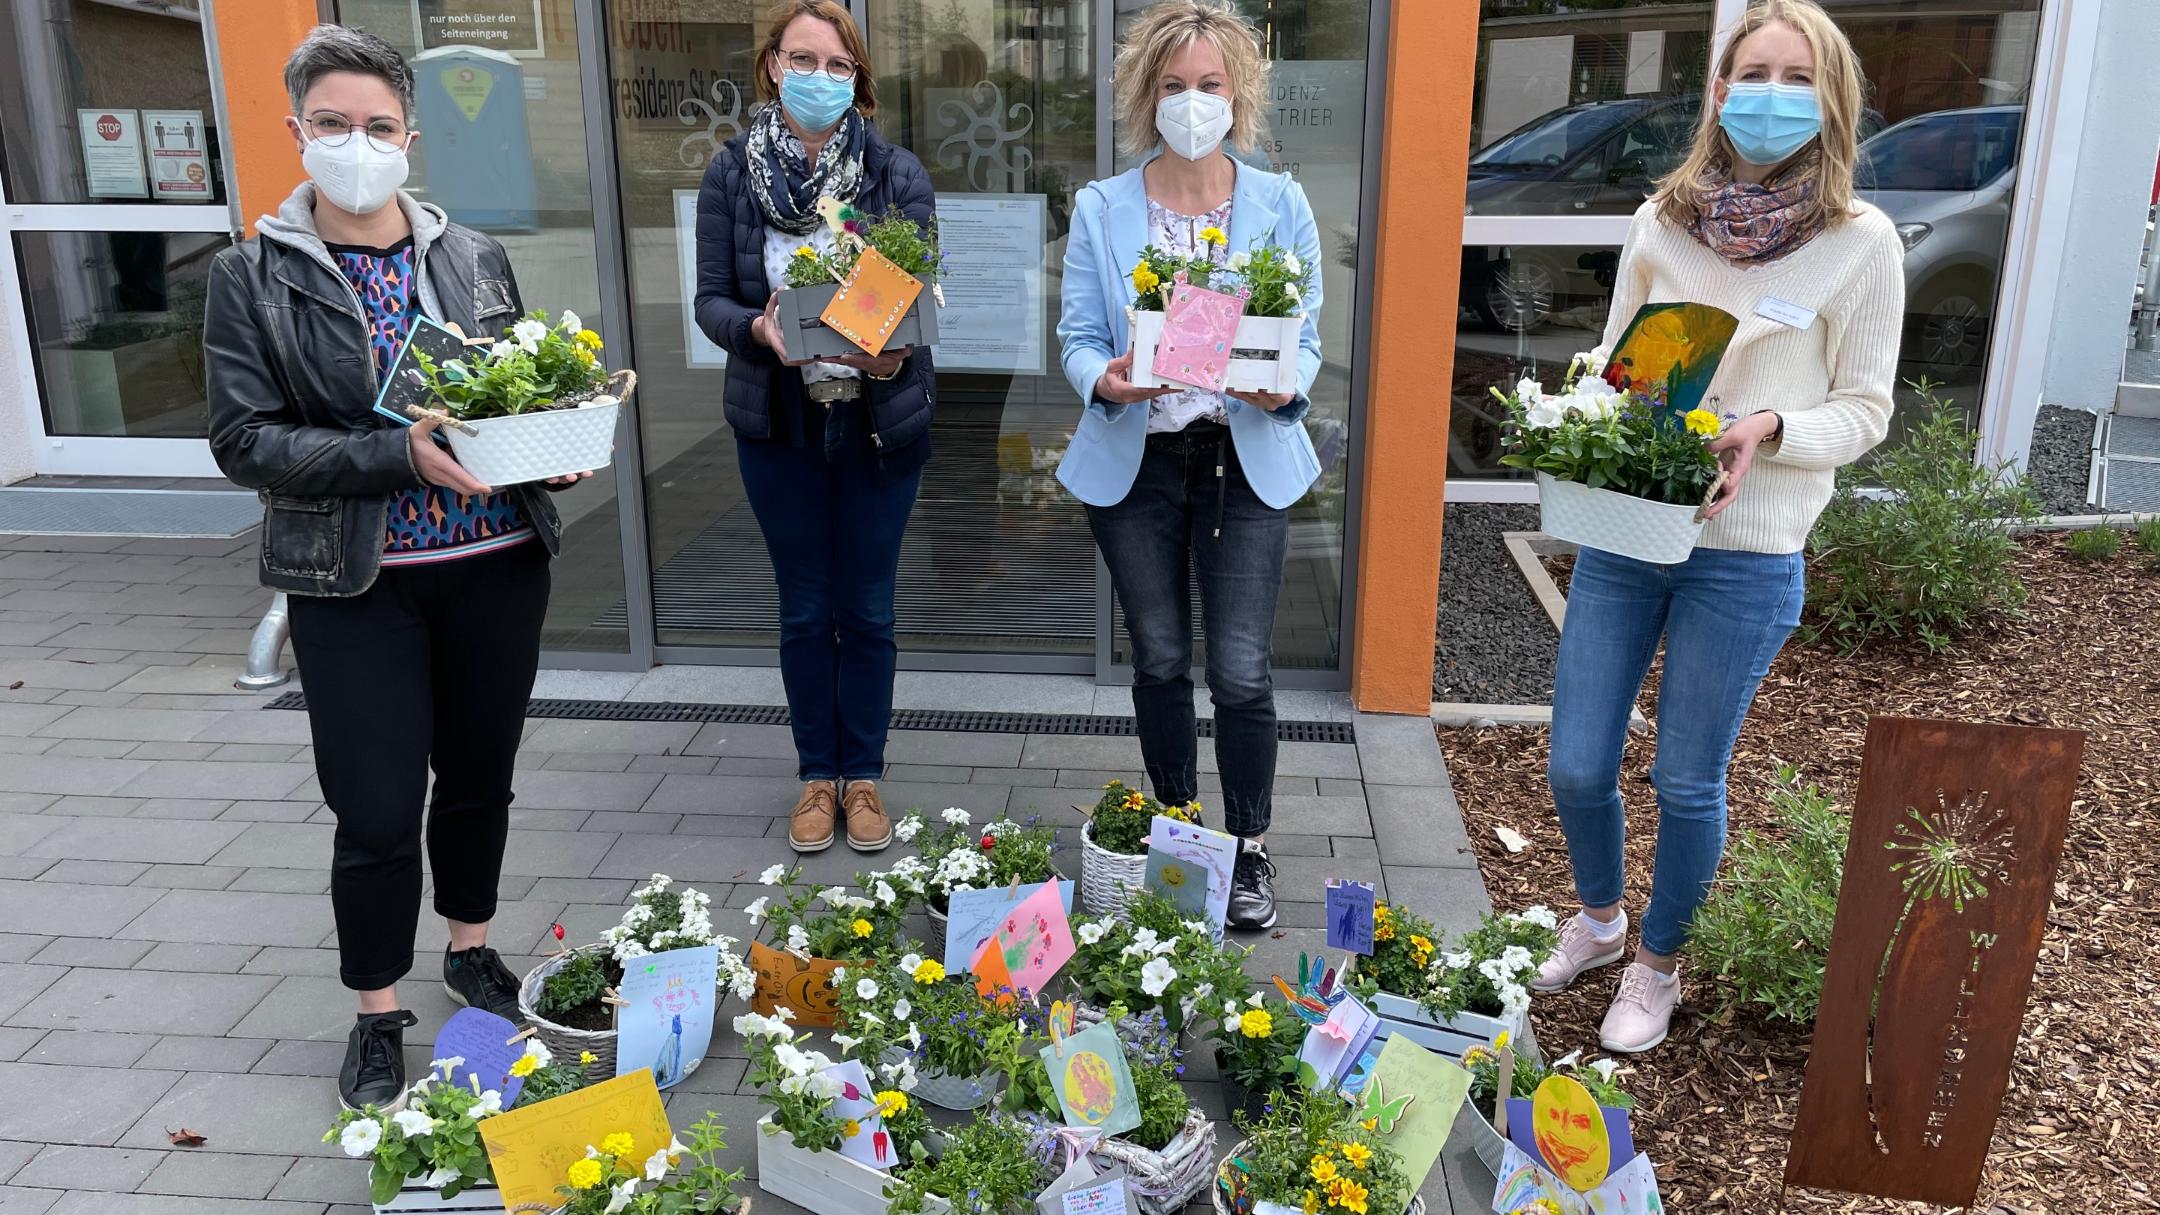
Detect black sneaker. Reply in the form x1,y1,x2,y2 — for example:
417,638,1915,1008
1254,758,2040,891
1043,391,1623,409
341,1010,417,1112
443,945,523,1020
1227,838,1278,931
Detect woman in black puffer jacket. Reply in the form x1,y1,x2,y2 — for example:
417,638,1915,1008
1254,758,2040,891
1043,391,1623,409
692,0,934,857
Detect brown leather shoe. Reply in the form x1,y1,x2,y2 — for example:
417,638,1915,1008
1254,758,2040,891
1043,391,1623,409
841,780,893,852
789,781,838,853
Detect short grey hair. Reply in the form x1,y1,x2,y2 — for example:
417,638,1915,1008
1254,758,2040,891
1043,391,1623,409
284,25,415,121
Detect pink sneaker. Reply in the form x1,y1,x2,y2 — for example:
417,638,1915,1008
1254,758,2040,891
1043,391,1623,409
1599,962,1681,1053
1532,911,1628,993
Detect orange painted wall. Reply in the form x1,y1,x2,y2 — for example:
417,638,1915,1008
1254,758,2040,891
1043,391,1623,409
212,0,320,234
1349,0,1481,714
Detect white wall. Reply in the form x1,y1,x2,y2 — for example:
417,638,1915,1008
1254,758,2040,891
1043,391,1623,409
2038,0,2160,413
0,288,32,485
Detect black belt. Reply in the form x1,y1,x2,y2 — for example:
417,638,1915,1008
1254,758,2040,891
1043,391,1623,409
805,378,863,403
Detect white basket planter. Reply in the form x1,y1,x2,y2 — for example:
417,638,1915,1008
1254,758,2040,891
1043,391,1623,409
373,1182,521,1214
442,398,622,488
518,946,619,1085
1535,472,1706,565
1368,991,1534,1064
755,1114,950,1215
1128,309,1303,394
1092,1107,1218,1215
1079,821,1148,916
882,1046,1001,1110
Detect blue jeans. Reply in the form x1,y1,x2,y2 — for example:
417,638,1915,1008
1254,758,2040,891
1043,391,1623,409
737,404,923,781
1548,545,1806,956
1086,422,1288,837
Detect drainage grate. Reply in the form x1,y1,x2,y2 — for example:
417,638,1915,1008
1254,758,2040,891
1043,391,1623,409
0,488,261,538
262,692,1354,743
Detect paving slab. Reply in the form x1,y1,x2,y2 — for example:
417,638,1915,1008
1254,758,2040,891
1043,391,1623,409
12,1146,165,1193
27,938,156,970
203,823,335,870
1366,781,1479,869
12,969,279,1036
509,769,663,812
40,860,151,886
0,1142,35,1183
115,889,336,949
187,712,315,745
136,1149,294,1200
118,1071,341,1156
48,1192,327,1215
524,719,699,755
0,882,163,939
31,708,222,744
113,761,314,802
0,756,154,797
0,659,145,693
0,1062,181,1146
23,819,247,866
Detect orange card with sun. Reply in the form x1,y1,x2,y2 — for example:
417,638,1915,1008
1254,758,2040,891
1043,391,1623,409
820,247,922,356
972,933,1017,1008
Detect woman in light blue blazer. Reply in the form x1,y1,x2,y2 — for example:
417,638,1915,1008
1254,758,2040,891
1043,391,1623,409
1056,0,1322,931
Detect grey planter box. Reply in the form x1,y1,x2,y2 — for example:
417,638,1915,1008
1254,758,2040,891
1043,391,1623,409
774,276,940,360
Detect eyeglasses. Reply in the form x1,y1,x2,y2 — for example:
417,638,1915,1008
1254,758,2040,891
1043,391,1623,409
779,49,857,83
304,113,409,154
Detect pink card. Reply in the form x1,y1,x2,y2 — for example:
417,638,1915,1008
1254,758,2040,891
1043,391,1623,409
1153,271,1248,394
993,879,1076,997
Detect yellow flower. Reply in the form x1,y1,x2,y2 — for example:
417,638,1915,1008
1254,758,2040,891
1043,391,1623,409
875,1090,909,1118
600,1132,637,1159
913,959,947,984
1409,934,1434,965
566,1158,604,1190
1374,920,1395,943
1360,1117,1378,1133
794,245,817,259
1684,408,1722,437
1302,1192,1321,1215
851,918,874,938
1493,1030,1511,1051
1198,226,1227,246
1521,1201,1565,1215
1309,1156,1339,1185
842,1119,862,1139
580,1051,598,1066
1331,1177,1369,1213
1239,1008,1274,1038
1461,1045,1492,1067
1341,1142,1373,1169
1131,262,1161,295
577,347,598,366
575,328,604,350
509,1054,540,1078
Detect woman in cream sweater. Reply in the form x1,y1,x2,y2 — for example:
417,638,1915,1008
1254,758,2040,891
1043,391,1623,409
1532,0,1904,1053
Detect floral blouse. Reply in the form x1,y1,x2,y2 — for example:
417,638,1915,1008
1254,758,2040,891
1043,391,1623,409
1143,196,1232,434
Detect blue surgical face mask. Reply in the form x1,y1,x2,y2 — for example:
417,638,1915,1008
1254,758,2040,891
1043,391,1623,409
778,62,855,133
1719,81,1822,166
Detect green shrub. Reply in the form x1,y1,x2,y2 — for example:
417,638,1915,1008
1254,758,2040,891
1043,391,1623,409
1688,767,1849,1023
2133,517,2160,561
2066,526,2121,562
1804,385,2039,653
537,950,609,1016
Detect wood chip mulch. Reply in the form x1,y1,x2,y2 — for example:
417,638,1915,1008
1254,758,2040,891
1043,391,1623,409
1436,535,2160,1213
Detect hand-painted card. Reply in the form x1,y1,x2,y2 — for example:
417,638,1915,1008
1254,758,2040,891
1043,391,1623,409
432,1007,531,1107
1365,1035,1471,1189
480,1071,671,1213
1491,1141,1665,1214
1152,271,1248,393
1599,301,1738,418
824,1057,898,1169
992,879,1076,996
1040,1021,1140,1138
820,247,922,356
748,939,844,1027
944,879,1076,975
613,945,717,1091
1142,815,1237,933
1324,879,1377,955
371,314,475,427
1295,991,1377,1089
973,933,1018,1008
1506,1092,1635,1189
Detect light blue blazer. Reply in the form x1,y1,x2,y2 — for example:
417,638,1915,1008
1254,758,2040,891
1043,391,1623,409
1054,158,1324,510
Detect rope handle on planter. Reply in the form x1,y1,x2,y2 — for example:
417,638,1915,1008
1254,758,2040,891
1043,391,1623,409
1693,466,1731,524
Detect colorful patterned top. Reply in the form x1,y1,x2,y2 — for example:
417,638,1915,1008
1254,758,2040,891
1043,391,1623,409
327,238,533,566
1144,196,1233,434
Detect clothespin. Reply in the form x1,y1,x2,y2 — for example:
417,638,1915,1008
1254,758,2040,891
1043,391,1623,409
505,1026,537,1046
601,986,630,1008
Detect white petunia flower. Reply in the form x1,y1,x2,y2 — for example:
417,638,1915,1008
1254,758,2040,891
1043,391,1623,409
809,1070,847,1100
899,953,923,975
339,1118,384,1157
477,1090,503,1114
644,1148,673,1181
875,881,898,907
391,1109,437,1139
745,896,770,924
560,310,583,335
759,864,789,886
1140,957,1178,998
1588,1057,1619,1083
941,807,972,827
856,978,880,1000
1524,399,1566,430
421,1166,459,1189
489,340,517,360
1283,253,1304,276
893,998,912,1020
604,1178,638,1214
511,318,549,353
786,924,810,952
1552,1048,1583,1070
833,1032,862,1055
1226,251,1252,272
1077,922,1106,945
1284,283,1302,303
905,1023,923,1051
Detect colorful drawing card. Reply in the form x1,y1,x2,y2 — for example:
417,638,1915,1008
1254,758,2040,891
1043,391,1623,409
1324,879,1377,955
371,314,474,427
1491,1141,1665,1215
973,933,1018,1007
1152,272,1248,393
1599,301,1738,418
823,1057,898,1169
431,1006,531,1108
748,939,844,1027
614,945,717,1092
480,1070,671,1213
993,879,1076,996
1040,1021,1140,1138
1295,991,1378,1090
1365,1035,1470,1189
1529,1074,1614,1190
1506,1098,1635,1188
944,879,1076,975
820,247,923,356
1142,814,1237,933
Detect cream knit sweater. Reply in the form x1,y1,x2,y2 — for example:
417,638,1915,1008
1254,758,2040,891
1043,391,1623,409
1600,198,1907,554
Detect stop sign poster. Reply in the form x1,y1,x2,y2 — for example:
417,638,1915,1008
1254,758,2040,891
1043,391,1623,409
76,109,147,198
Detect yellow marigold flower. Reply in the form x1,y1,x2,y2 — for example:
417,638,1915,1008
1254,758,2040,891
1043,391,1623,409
842,1118,862,1139
509,1054,540,1078
1122,791,1146,811
577,347,597,366
1684,408,1722,437
580,1051,598,1065
851,918,873,938
875,1090,909,1118
1199,226,1227,246
1239,1008,1274,1038
1374,919,1395,943
600,1132,637,1159
1409,934,1434,964
1309,1156,1339,1185
1333,1177,1369,1213
566,1158,604,1190
1131,262,1161,294
1493,1030,1511,1051
1341,1142,1373,1169
575,328,604,350
913,959,947,984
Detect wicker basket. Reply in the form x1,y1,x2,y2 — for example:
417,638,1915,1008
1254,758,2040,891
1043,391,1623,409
1212,1146,1426,1215
440,370,632,486
1042,1108,1216,1215
1079,820,1149,916
518,946,617,1085
924,904,949,963
1535,471,1711,566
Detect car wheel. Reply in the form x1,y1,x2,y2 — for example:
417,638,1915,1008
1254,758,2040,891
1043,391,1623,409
1910,276,1992,372
1479,255,1559,333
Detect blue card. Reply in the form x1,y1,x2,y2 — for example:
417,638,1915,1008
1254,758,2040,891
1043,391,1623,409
371,314,474,427
614,945,719,1092
944,879,1075,975
433,1006,531,1106
1324,879,1377,955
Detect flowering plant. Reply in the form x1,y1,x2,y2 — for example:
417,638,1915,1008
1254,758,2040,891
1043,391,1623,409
1462,1041,1633,1113
513,1042,594,1108
543,875,754,1022
1345,900,1444,999
1220,241,1312,319
832,950,1030,1085
1221,1085,1415,1215
1415,906,1561,1023
1068,891,1250,1037
1128,233,1312,319
409,309,611,421
1495,347,1725,507
893,808,1062,913
553,1114,739,1215
999,1006,1192,1152
782,205,943,289
1083,780,1196,856
744,864,913,962
736,1008,933,1166
324,1058,505,1204
1208,992,1307,1092
885,1110,1048,1215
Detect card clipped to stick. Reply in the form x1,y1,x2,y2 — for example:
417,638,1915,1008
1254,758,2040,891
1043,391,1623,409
820,247,922,356
479,1070,670,1213
613,945,718,1091
1324,879,1377,955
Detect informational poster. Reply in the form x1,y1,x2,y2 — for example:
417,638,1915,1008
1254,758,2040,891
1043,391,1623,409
675,189,728,369
413,0,545,56
141,110,210,201
77,109,147,199
930,193,1046,375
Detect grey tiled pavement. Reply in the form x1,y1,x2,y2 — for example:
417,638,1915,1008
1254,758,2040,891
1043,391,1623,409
0,531,1496,1215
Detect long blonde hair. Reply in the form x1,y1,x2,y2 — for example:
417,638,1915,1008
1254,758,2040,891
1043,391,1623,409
1653,0,1865,231
1111,0,1270,160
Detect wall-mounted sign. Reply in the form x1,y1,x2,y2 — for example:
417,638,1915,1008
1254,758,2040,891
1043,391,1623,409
141,109,210,201
77,109,147,199
931,193,1046,375
674,189,728,370
413,0,545,57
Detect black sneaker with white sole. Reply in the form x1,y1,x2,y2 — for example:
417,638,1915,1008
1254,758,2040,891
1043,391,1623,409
443,945,523,1020
1226,837,1278,931
340,1009,417,1112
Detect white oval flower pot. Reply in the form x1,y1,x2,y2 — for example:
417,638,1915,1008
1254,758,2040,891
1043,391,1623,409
1127,309,1304,395
1535,472,1708,565
880,1046,1001,1111
755,1114,951,1215
442,398,621,488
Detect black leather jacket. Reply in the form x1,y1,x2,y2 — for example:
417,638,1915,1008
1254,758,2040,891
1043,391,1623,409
204,185,562,596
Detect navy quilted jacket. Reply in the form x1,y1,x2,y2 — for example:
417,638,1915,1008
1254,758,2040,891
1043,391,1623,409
693,122,936,481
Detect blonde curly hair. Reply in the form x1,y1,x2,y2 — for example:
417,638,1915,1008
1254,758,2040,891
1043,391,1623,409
1112,0,1270,160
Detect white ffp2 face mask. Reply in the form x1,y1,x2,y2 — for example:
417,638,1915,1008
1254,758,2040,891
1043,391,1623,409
302,134,410,215
1155,88,1233,161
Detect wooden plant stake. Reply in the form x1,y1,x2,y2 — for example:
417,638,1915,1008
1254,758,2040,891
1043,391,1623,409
1492,1044,1514,1137
1784,717,2084,1207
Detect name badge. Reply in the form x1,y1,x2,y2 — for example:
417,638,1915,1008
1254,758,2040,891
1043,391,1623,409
1755,296,1817,329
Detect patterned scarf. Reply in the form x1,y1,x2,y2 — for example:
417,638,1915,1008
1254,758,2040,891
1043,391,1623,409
744,101,866,236
1686,166,1825,265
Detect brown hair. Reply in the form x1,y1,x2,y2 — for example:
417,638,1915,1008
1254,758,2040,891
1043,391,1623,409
1653,0,1864,232
754,0,878,120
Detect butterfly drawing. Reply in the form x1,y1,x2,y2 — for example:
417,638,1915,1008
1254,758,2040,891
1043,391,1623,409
1358,1075,1416,1134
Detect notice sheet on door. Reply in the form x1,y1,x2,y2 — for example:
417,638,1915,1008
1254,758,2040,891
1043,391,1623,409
931,193,1047,376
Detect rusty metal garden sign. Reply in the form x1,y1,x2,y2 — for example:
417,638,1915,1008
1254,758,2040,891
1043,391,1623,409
1785,717,2084,1206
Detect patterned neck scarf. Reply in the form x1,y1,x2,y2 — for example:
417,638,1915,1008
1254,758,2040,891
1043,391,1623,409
1686,165,1825,265
744,101,866,236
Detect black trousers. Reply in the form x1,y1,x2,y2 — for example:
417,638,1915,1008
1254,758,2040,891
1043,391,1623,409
288,542,549,991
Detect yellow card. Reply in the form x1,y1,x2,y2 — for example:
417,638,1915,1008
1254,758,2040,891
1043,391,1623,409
1530,1073,1611,1191
820,247,922,356
479,1070,671,1212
